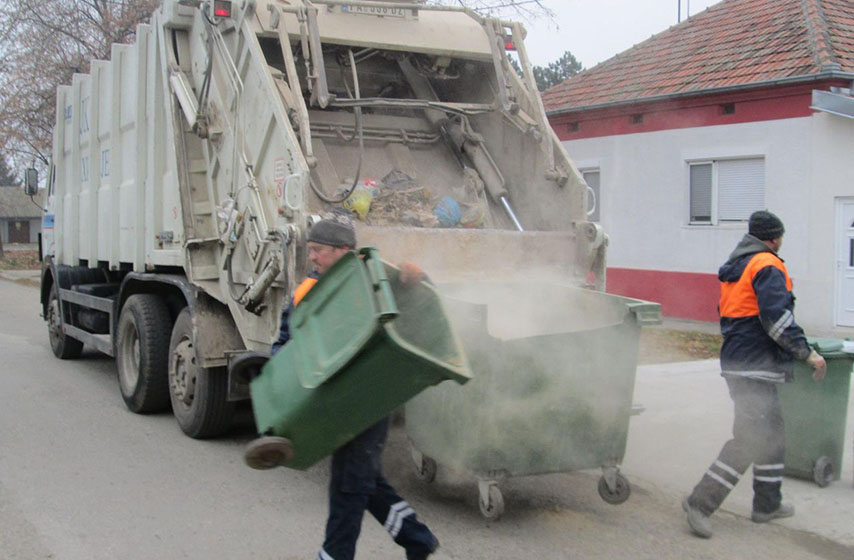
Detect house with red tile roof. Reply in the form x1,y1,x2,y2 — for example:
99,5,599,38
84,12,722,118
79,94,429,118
544,0,854,333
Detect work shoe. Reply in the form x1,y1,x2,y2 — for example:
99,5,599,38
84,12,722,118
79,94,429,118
411,536,441,560
751,503,794,523
682,497,713,539
243,436,294,470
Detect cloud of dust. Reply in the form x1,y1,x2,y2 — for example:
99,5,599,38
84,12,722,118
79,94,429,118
406,278,642,479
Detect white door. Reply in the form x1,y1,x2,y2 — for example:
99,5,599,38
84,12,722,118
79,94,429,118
836,198,854,327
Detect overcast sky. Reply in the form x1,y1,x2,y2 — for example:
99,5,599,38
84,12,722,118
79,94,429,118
520,0,722,69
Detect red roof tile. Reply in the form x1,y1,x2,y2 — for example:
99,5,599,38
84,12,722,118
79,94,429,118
542,0,854,113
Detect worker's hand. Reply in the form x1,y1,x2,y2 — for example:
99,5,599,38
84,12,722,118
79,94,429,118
398,262,425,286
806,349,827,381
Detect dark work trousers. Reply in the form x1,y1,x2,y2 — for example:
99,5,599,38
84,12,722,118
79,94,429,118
318,416,437,560
688,376,785,516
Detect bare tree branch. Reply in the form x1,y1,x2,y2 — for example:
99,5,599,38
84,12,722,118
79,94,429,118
0,0,159,173
432,0,554,21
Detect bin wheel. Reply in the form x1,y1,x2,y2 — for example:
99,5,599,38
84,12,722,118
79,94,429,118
244,436,294,470
415,455,437,483
598,473,631,505
478,484,504,520
812,456,834,488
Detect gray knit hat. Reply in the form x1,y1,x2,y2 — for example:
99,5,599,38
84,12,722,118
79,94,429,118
307,212,356,248
748,210,785,241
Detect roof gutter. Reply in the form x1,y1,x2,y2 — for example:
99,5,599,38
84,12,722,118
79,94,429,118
545,69,854,117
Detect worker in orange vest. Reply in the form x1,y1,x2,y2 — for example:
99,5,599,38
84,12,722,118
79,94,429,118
682,210,826,539
249,212,440,560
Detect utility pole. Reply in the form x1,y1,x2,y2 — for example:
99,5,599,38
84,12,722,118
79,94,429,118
678,0,681,22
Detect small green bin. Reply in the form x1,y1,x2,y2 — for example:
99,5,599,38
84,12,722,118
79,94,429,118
250,248,471,470
779,337,854,486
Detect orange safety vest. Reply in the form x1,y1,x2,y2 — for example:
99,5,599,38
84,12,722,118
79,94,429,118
292,277,318,307
719,252,793,318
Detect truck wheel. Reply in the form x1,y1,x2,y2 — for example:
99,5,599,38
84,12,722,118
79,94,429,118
47,289,84,359
115,294,172,413
168,308,234,438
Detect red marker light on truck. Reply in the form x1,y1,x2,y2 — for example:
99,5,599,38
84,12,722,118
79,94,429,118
213,1,231,18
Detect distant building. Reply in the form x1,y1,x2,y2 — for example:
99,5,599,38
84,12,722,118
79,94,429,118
0,186,43,244
543,0,854,333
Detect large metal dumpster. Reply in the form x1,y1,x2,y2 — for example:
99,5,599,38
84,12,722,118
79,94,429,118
405,281,660,518
779,338,854,486
250,248,472,470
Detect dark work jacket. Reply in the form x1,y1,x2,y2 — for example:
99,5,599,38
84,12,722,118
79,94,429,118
271,272,319,356
718,234,811,383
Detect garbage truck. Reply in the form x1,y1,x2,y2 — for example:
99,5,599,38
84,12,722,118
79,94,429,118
33,0,608,438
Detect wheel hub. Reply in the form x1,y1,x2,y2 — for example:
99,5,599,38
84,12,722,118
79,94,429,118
119,326,140,390
171,339,196,406
48,299,62,345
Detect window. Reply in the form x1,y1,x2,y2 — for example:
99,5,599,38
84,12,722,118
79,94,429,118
689,158,764,224
582,169,600,222
849,219,854,267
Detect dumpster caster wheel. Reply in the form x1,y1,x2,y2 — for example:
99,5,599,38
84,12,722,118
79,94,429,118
415,456,437,483
478,483,504,520
812,456,834,488
598,473,631,505
244,436,294,470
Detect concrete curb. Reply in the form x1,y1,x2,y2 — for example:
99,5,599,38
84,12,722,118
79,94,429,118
0,269,40,289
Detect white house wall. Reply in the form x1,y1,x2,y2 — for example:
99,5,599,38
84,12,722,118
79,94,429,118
562,115,853,333
808,112,854,332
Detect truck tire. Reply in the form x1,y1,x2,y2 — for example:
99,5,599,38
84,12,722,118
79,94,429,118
115,294,172,413
168,308,234,438
47,289,84,359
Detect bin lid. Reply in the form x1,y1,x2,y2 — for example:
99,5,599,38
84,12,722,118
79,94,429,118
290,250,393,389
807,337,846,355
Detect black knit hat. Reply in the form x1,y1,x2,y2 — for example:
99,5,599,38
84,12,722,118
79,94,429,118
307,212,356,248
748,210,785,241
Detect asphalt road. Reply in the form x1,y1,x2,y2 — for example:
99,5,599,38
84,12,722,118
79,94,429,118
1,277,851,560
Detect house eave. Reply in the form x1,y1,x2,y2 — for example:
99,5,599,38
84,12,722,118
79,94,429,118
545,70,854,118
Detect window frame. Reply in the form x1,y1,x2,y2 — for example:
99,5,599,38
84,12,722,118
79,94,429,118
687,157,765,226
688,160,716,225
580,168,601,223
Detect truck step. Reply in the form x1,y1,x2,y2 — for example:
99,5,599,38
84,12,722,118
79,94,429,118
191,265,220,281
189,158,207,174
193,200,213,216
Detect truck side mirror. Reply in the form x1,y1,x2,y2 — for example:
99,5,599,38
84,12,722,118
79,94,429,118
23,168,38,196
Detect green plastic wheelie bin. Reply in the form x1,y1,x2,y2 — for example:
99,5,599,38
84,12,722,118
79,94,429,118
249,248,472,470
779,338,854,487
405,281,661,519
